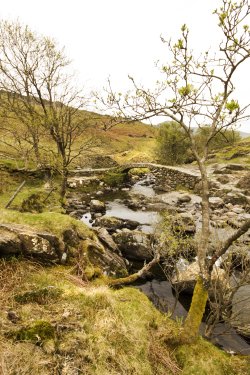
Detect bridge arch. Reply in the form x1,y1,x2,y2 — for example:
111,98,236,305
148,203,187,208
114,163,201,191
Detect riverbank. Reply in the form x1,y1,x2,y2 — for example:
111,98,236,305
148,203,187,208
1,259,249,375
0,158,250,373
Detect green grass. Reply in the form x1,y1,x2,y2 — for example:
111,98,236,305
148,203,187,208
176,339,250,375
0,209,93,238
0,260,249,375
207,139,250,165
0,260,179,375
0,167,63,212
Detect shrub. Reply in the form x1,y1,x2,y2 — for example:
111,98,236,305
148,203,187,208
156,121,192,165
21,193,45,213
102,171,127,187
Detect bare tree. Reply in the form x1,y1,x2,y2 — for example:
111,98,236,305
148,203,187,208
0,20,94,200
98,0,250,341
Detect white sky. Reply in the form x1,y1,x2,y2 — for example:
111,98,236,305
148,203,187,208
1,0,250,131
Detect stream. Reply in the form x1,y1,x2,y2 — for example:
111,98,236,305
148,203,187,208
80,176,250,355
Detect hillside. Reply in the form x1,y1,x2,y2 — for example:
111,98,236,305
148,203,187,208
0,96,157,169
0,212,249,375
87,116,157,165
206,137,250,165
0,97,250,374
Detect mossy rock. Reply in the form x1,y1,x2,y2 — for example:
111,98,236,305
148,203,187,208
128,167,150,176
84,265,103,280
15,320,55,343
21,193,45,213
102,171,127,187
14,286,63,305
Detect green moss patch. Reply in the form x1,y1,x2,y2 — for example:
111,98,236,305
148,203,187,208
102,171,127,187
176,338,250,375
14,286,63,305
15,320,55,343
128,167,150,176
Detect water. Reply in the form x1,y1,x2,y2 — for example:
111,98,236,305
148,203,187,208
131,179,156,197
135,280,250,355
81,199,160,233
106,200,159,232
79,177,250,354
81,178,160,232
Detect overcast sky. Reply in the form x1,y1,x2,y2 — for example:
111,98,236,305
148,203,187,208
1,0,250,131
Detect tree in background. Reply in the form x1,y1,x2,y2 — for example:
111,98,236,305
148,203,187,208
156,122,240,165
100,0,250,341
0,20,93,200
195,126,241,155
156,121,192,165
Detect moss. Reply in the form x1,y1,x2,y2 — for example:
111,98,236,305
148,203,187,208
14,286,63,305
182,277,208,342
21,193,46,213
0,209,93,239
84,265,103,280
102,171,127,187
175,184,192,193
175,338,249,375
128,167,150,176
15,320,55,343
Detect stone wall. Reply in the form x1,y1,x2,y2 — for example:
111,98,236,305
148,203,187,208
153,168,200,190
118,163,201,191
69,162,201,191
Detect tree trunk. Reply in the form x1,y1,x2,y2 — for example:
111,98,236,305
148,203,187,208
60,167,68,203
197,161,210,274
181,157,211,341
32,134,41,168
182,276,208,342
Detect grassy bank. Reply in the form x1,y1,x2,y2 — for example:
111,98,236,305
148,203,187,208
0,209,93,239
0,260,249,375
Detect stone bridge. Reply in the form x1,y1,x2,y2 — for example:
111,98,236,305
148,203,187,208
116,163,201,190
70,162,201,191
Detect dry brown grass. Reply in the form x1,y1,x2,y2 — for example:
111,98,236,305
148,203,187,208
0,259,180,375
149,334,181,374
0,259,42,309
1,259,249,375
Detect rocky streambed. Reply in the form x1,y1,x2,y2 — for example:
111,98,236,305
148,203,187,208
66,164,250,354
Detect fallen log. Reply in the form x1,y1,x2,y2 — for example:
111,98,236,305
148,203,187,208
5,180,26,209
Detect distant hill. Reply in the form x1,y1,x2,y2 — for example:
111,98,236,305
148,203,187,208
239,131,250,138
0,92,157,167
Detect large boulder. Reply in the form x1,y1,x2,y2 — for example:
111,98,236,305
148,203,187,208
95,227,121,255
0,224,64,261
82,238,128,277
112,229,152,261
209,196,224,209
90,199,106,214
173,212,196,235
231,285,250,337
172,260,227,294
93,216,140,232
177,194,192,204
216,175,230,184
236,173,250,189
224,192,248,206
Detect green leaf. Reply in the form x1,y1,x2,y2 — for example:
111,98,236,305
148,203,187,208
225,99,239,112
